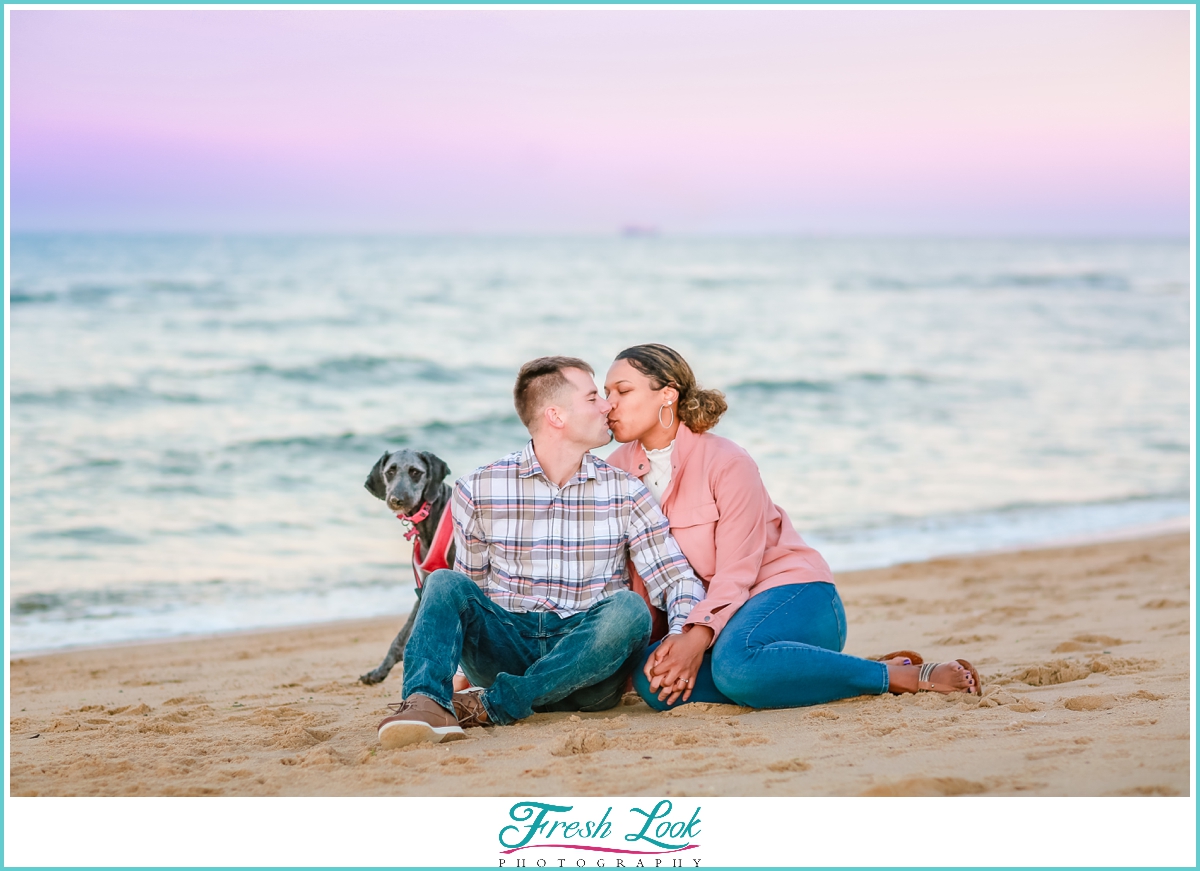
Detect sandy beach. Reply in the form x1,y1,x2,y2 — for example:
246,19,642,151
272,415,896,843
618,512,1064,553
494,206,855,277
8,532,1191,797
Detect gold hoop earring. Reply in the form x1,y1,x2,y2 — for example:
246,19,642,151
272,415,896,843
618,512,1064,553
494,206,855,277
659,402,674,429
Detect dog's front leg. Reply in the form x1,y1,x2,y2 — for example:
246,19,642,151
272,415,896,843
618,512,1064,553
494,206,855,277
359,605,419,685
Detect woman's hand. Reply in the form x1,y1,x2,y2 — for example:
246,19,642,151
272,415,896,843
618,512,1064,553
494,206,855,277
644,625,714,705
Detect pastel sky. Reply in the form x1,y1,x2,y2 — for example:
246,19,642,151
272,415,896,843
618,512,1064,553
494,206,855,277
9,9,1192,235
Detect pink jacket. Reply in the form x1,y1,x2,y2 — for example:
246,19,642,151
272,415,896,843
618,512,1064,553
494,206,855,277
607,424,834,644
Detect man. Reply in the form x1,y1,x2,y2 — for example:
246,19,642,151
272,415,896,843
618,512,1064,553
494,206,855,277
376,356,705,749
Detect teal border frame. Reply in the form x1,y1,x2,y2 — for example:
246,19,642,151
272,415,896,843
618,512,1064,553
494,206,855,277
1,2,1195,870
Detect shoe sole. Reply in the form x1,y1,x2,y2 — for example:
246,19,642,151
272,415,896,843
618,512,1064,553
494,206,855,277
378,720,467,750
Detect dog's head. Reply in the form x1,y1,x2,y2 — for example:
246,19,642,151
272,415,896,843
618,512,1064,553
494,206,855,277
364,449,451,515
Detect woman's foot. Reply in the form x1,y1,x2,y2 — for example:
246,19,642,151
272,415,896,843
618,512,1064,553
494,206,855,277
875,650,923,667
887,660,978,695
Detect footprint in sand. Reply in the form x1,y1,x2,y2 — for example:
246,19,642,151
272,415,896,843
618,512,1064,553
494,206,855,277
1124,690,1168,701
935,634,998,645
137,720,195,735
1008,655,1158,687
1052,634,1126,653
1062,694,1117,711
1025,746,1084,761
807,709,840,720
162,695,209,707
551,729,608,756
436,755,478,773
108,703,152,716
861,776,987,796
267,725,332,749
47,718,82,732
157,706,213,724
1113,785,1181,796
1012,660,1092,685
977,687,1039,711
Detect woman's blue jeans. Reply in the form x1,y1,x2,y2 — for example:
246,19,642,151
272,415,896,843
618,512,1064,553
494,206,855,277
633,582,889,711
403,569,652,725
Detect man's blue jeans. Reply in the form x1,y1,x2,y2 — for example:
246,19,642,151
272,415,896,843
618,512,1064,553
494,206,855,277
633,582,889,710
403,570,653,725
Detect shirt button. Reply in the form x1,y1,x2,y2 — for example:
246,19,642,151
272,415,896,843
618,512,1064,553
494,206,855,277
704,616,711,622
638,464,645,470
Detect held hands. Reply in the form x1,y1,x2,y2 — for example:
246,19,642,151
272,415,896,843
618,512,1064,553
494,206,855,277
644,625,715,706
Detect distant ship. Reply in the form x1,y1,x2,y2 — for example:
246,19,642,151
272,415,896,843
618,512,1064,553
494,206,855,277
620,224,660,238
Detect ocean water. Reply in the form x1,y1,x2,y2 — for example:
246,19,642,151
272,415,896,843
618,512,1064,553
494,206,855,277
6,235,1191,653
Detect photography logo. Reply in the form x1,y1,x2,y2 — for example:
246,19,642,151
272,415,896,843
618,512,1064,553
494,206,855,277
498,800,703,867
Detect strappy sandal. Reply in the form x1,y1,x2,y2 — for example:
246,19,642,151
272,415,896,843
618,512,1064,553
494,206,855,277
890,659,981,696
874,650,924,665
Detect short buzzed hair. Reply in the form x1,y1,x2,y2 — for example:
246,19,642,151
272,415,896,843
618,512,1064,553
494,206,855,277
513,356,595,430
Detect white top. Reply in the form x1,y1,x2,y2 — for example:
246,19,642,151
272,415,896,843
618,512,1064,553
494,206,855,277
643,439,675,504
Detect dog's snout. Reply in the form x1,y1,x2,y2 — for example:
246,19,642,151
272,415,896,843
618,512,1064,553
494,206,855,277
387,496,403,510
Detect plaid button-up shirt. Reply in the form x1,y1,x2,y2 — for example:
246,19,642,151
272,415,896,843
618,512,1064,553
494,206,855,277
451,440,705,633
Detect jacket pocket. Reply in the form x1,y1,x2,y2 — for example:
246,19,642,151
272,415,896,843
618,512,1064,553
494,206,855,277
668,500,719,529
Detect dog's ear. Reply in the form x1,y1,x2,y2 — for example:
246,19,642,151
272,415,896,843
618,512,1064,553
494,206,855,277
364,452,390,499
418,451,450,491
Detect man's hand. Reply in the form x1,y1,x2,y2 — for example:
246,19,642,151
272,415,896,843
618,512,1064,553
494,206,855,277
644,625,714,705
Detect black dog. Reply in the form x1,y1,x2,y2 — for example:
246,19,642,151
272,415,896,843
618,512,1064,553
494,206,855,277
360,449,455,685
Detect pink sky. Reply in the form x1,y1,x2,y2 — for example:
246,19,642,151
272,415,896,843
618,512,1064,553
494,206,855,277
9,9,1192,234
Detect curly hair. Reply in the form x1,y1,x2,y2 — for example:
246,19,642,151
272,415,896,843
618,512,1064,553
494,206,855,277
614,344,727,433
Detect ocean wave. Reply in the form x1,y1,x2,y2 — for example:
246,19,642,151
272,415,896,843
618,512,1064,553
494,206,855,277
10,289,58,305
30,526,143,545
142,278,224,295
840,271,1133,293
11,582,218,621
9,575,416,642
730,378,836,394
803,493,1191,572
240,355,465,384
10,278,226,306
224,315,368,332
224,412,525,457
1148,441,1190,454
807,492,1191,539
9,283,120,306
225,431,380,454
12,355,488,407
53,457,124,473
728,372,933,395
11,385,209,407
126,355,505,386
11,593,62,615
997,271,1131,291
687,275,766,290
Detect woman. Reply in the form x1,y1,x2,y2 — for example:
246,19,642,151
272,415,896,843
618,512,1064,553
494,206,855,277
604,344,979,710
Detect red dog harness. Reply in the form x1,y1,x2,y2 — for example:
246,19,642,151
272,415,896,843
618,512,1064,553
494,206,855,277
396,501,454,588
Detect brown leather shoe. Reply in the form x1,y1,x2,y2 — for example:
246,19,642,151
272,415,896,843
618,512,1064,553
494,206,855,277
452,690,491,728
377,694,466,749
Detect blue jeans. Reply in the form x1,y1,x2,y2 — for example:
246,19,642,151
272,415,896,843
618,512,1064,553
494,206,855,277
403,569,652,725
633,582,889,710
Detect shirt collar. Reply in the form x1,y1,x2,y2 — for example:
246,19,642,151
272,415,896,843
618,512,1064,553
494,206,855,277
518,440,599,485
578,452,598,482
517,440,543,479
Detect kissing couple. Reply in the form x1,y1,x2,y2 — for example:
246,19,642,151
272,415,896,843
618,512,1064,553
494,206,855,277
377,344,980,749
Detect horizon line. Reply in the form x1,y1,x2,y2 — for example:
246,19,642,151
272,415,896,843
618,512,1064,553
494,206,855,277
7,229,1191,242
